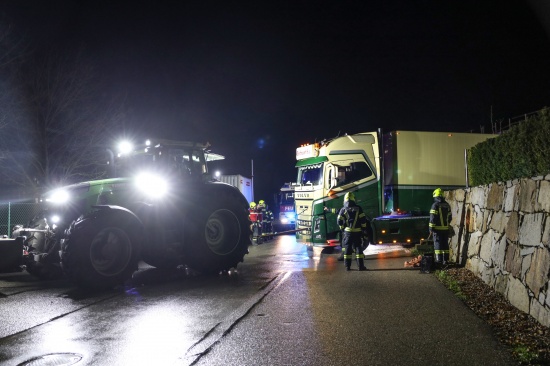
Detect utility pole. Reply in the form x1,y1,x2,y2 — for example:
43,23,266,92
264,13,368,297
251,159,254,203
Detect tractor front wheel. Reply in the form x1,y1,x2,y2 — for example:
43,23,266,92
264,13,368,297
61,209,142,289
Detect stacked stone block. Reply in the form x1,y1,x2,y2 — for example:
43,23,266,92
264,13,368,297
448,175,550,327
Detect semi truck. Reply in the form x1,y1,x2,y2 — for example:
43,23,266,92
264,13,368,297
294,130,496,247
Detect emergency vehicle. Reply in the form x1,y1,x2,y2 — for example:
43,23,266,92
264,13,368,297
275,182,296,231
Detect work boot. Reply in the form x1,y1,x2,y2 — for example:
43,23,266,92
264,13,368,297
344,259,352,271
357,258,367,271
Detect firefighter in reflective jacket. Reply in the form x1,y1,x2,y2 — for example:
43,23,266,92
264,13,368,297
337,192,368,271
429,188,452,264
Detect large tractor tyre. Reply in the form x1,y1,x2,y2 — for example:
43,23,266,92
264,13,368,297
60,209,142,289
183,191,250,274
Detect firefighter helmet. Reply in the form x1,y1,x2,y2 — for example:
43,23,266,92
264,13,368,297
258,200,266,208
250,202,257,209
344,192,355,202
433,188,443,197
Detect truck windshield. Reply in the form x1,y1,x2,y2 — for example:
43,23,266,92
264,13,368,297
297,164,323,186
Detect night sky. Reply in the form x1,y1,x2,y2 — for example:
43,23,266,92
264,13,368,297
2,1,550,206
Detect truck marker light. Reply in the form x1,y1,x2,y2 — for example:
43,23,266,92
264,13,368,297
393,240,397,243
381,229,386,234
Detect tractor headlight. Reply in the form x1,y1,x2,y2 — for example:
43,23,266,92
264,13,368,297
135,172,168,199
45,189,70,205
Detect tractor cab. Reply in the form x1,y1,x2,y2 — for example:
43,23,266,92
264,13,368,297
115,139,225,182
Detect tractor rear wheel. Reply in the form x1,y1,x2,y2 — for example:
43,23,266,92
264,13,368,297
183,190,250,274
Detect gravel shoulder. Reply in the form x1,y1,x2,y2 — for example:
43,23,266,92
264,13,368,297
438,266,550,365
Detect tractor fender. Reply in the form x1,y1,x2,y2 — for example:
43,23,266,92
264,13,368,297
68,205,144,235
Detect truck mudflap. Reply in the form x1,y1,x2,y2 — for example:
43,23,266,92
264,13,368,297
0,237,24,273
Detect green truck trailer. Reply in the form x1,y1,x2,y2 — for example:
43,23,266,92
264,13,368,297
294,130,496,247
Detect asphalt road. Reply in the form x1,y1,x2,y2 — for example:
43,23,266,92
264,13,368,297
0,236,516,366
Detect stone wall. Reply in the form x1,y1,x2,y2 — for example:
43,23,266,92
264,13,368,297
447,176,550,327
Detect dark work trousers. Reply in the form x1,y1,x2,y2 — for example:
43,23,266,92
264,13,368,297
342,231,366,270
433,230,450,263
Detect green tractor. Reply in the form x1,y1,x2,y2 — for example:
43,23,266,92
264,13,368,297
3,139,251,288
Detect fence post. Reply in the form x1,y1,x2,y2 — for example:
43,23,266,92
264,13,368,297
7,202,10,237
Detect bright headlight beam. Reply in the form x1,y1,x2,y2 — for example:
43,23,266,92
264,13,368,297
118,140,134,155
135,173,168,199
46,190,70,204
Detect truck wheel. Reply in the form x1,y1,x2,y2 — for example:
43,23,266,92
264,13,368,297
61,210,142,289
184,191,250,274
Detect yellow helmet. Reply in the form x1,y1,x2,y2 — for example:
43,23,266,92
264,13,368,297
258,200,265,205
344,192,355,202
433,188,443,197
250,202,256,209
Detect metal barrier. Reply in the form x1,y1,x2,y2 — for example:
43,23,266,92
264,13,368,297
0,202,44,237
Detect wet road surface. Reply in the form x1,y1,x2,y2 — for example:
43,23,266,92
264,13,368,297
0,236,516,366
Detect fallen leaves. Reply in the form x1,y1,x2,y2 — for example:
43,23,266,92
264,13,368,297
441,267,550,364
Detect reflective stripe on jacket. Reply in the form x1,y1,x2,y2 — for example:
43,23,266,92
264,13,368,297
429,198,452,231
337,202,367,233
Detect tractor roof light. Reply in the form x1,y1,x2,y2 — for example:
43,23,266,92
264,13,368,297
118,140,134,155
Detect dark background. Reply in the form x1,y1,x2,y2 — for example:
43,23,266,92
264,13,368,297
2,0,550,206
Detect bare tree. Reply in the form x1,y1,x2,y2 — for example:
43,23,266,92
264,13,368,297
0,21,26,135
0,47,126,198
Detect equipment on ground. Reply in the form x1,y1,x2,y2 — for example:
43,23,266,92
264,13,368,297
0,139,251,288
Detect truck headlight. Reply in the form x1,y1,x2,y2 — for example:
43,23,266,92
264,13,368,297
135,172,168,199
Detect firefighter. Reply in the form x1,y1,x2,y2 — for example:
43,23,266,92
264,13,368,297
249,202,261,238
264,204,274,237
337,192,368,271
429,188,452,265
257,200,269,236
